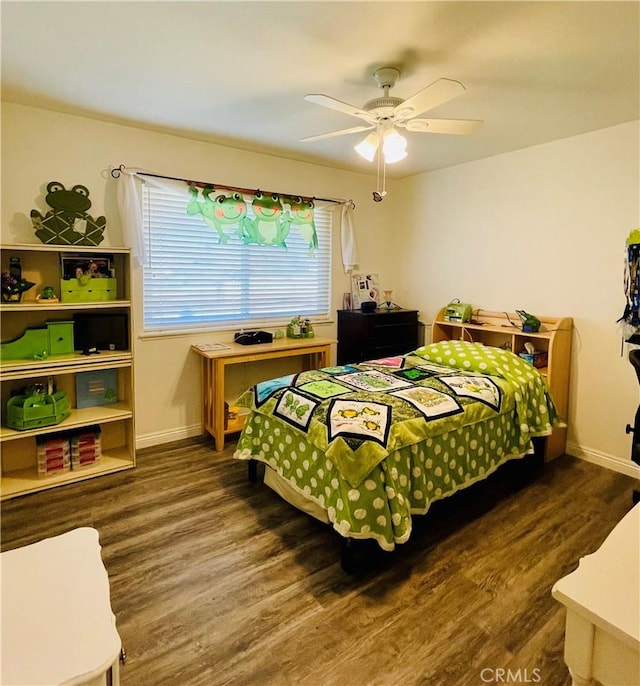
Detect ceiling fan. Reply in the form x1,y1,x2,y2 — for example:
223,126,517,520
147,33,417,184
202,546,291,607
301,67,483,164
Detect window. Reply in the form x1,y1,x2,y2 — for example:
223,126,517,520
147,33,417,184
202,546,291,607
141,185,332,333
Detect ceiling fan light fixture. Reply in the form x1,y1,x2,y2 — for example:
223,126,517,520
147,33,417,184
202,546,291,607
384,147,408,164
302,68,483,167
354,132,379,162
382,128,407,164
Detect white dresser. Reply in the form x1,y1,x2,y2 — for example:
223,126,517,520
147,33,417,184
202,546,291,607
552,503,640,686
1,527,122,686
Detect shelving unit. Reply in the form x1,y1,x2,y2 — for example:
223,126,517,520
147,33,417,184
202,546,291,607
431,308,573,461
1,244,135,500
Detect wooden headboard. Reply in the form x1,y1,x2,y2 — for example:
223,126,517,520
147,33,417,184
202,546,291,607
431,308,573,461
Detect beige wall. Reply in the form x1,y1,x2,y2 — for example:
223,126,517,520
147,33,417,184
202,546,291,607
1,103,398,446
2,103,639,478
394,120,640,475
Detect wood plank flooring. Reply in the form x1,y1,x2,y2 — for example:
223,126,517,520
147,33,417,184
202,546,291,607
1,438,637,686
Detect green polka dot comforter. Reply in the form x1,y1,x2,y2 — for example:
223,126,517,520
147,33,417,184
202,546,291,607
234,340,560,550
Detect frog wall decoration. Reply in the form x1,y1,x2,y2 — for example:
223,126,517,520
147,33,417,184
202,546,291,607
31,181,106,245
187,185,250,244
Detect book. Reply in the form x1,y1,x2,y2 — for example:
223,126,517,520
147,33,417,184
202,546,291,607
193,342,231,352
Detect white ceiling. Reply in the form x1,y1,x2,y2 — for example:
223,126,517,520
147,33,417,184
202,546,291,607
2,1,639,178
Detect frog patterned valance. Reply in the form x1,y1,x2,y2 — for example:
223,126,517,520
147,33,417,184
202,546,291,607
186,184,318,253
112,164,358,272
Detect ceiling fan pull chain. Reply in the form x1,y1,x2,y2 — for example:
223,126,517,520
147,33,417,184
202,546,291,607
372,146,387,203
383,159,387,195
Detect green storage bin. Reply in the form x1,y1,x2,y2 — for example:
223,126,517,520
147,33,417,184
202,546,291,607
6,391,71,430
1,321,74,361
48,321,75,356
60,278,117,303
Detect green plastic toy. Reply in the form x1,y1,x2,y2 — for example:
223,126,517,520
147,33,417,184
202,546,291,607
516,310,541,333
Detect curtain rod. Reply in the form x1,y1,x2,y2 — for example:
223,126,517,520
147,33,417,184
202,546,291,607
110,164,355,209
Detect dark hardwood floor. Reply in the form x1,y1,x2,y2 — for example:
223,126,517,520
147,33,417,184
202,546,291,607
1,438,637,686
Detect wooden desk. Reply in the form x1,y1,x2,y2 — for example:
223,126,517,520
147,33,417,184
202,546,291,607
1,527,122,686
192,337,335,451
552,504,640,686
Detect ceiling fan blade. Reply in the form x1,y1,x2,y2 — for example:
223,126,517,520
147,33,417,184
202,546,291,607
393,78,466,121
300,124,375,143
304,94,376,124
403,118,484,135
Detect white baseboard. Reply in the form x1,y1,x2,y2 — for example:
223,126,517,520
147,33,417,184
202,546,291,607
136,424,203,450
566,440,640,481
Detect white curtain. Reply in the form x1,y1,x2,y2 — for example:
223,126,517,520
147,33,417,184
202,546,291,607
116,169,191,266
115,170,144,266
339,202,359,274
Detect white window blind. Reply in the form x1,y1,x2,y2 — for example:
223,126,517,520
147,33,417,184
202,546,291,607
141,185,332,332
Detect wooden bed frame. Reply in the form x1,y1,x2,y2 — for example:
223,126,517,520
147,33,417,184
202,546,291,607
248,439,546,573
241,309,572,572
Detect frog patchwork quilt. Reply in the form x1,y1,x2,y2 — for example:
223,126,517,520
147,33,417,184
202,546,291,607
234,341,560,550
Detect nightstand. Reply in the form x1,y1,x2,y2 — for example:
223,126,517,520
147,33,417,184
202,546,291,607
337,308,419,364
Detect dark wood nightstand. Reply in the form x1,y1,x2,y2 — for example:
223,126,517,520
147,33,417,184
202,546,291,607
337,308,419,364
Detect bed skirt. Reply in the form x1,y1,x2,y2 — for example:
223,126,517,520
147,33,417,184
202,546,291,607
264,465,330,523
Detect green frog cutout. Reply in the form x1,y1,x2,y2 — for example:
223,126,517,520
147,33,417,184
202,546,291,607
286,196,318,255
187,185,249,244
243,191,288,247
31,181,106,245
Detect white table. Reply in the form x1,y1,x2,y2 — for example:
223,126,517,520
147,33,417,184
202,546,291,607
1,527,122,686
552,504,640,686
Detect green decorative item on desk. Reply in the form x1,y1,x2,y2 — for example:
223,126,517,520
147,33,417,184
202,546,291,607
287,315,303,338
30,181,106,246
287,315,314,338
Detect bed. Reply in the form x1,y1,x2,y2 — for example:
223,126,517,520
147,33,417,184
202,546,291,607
233,339,561,570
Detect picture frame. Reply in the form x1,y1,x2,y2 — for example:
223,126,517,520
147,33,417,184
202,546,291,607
350,272,380,309
61,255,113,281
342,292,353,310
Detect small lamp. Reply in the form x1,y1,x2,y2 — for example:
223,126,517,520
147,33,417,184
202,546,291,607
383,289,394,310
